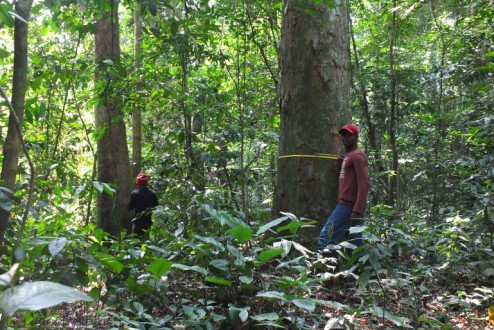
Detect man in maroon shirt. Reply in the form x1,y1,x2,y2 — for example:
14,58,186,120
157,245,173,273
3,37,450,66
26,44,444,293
318,124,370,254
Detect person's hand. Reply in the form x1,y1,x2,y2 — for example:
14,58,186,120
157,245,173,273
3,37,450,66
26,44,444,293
351,211,361,226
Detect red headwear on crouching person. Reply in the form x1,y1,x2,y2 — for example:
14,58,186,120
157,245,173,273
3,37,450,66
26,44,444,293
136,173,149,187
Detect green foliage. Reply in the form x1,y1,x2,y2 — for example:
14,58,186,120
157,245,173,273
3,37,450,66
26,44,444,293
0,263,92,329
0,0,492,328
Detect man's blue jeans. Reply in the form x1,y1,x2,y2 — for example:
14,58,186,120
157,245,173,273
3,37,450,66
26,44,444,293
318,203,363,252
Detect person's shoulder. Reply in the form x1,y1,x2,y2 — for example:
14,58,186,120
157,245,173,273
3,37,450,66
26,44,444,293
348,148,366,157
349,148,367,163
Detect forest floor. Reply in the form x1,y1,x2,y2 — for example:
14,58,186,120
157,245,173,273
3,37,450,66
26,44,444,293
16,261,494,329
312,273,493,329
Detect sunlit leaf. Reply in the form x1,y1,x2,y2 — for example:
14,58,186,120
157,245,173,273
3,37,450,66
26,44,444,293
148,258,172,278
292,298,315,312
0,263,19,287
256,291,287,302
0,281,92,316
48,237,68,257
258,248,285,263
250,312,279,321
205,276,232,286
229,306,249,322
172,263,208,275
228,225,253,243
256,216,290,235
484,268,494,276
210,259,229,271
94,253,124,274
239,276,253,284
371,306,411,327
0,186,12,212
194,235,224,250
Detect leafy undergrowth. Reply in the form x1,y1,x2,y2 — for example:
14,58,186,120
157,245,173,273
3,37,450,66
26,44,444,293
2,203,494,329
18,263,494,329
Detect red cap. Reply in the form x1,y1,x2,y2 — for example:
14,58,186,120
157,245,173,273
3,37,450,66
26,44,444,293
339,124,359,135
136,173,149,186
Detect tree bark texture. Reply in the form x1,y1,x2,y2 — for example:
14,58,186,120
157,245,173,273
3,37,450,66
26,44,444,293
132,7,143,178
0,0,34,250
272,0,351,251
94,4,133,236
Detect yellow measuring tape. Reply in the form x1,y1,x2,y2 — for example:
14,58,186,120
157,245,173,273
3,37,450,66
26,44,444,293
279,153,339,160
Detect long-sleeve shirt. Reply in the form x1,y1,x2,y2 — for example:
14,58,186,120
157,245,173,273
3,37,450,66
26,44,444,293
127,187,158,222
338,148,370,214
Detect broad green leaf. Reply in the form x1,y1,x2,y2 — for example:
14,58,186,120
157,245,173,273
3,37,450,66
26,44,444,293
101,182,115,195
210,259,229,271
0,48,9,59
368,247,382,268
14,248,27,262
339,241,357,250
357,269,372,289
371,306,411,328
292,298,315,312
228,226,253,243
205,276,232,286
92,181,115,196
0,186,12,212
227,243,246,266
133,301,144,313
0,281,93,316
239,276,253,284
250,312,279,321
484,268,494,276
0,263,19,287
349,226,368,234
273,240,291,256
277,220,316,233
258,248,285,263
172,263,208,275
94,253,124,274
92,181,103,193
0,5,15,27
194,235,224,250
148,258,172,278
256,216,290,235
256,291,287,302
48,237,68,257
229,306,250,322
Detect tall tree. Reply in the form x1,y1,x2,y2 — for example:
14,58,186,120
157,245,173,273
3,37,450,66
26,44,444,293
271,0,351,250
0,0,34,251
131,4,143,178
94,0,133,236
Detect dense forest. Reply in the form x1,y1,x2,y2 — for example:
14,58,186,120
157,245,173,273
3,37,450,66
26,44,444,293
0,0,493,329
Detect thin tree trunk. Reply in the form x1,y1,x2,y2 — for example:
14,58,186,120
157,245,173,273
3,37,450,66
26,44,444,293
349,11,378,155
388,0,399,208
272,0,351,251
0,0,34,252
132,6,143,178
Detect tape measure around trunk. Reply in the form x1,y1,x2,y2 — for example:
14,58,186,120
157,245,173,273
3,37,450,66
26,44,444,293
278,153,339,160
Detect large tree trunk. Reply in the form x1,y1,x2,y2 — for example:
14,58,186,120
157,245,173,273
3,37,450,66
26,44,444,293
271,0,351,251
0,0,34,251
94,2,133,237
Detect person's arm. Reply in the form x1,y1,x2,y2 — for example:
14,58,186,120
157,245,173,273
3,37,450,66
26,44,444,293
128,192,136,211
352,153,370,224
